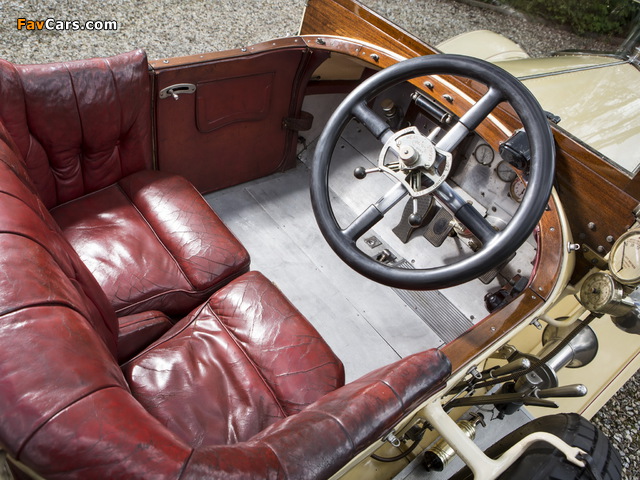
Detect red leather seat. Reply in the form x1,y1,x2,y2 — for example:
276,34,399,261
0,50,249,317
0,52,452,479
123,271,345,447
51,170,250,316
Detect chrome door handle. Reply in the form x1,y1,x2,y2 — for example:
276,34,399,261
159,83,196,100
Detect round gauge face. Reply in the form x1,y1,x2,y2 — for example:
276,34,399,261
509,177,526,203
580,272,615,312
609,229,640,284
496,160,517,182
474,143,494,166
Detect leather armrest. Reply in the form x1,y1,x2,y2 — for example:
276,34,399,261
117,311,173,363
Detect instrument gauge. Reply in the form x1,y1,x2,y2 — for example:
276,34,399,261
473,143,494,166
609,229,640,285
509,177,526,203
496,161,517,182
580,272,634,316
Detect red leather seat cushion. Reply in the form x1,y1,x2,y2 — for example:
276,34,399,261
51,170,250,317
122,271,345,448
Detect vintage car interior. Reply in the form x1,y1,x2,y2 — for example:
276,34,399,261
0,0,637,479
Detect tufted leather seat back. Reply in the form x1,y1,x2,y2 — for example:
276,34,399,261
0,121,119,354
0,50,151,209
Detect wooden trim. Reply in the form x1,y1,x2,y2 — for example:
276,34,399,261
148,37,310,70
441,292,543,374
553,130,638,281
442,194,564,373
300,0,438,58
529,198,564,299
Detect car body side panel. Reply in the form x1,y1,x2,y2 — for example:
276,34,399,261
151,45,326,194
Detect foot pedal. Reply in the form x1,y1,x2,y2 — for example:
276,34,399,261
424,207,454,247
392,196,434,243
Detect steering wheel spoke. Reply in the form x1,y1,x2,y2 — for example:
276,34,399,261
433,183,497,245
352,102,395,144
342,183,408,241
436,87,503,153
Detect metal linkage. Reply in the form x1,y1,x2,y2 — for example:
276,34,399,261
423,401,586,480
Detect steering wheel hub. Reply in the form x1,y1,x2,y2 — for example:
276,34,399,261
398,144,419,167
379,127,452,197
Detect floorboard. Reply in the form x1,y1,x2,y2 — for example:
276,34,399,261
208,166,442,381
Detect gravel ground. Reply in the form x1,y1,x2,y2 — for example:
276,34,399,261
0,0,637,478
0,0,621,63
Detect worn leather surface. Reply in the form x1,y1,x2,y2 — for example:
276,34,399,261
181,348,451,480
52,170,250,316
0,122,119,356
0,50,250,317
123,271,345,447
0,157,451,478
0,124,124,453
0,51,453,479
117,310,173,363
0,50,152,209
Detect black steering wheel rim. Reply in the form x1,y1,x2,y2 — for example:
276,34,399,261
310,54,555,290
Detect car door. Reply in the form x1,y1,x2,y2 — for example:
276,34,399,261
151,39,326,193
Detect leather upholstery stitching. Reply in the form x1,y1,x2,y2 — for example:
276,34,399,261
176,447,196,480
48,176,117,209
119,301,210,368
118,313,168,328
0,301,94,324
103,56,125,180
0,186,119,343
0,228,119,348
15,385,132,460
113,267,247,316
300,411,356,450
115,181,196,291
0,187,47,219
10,63,29,160
12,67,59,205
379,379,405,407
212,305,289,419
252,442,286,479
63,62,85,200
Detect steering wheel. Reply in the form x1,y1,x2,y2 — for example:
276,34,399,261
310,54,555,290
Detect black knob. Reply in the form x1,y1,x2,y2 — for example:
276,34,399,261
353,166,367,179
408,213,422,227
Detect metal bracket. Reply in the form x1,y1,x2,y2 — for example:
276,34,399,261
383,430,401,448
581,244,608,269
423,401,586,479
159,83,196,100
